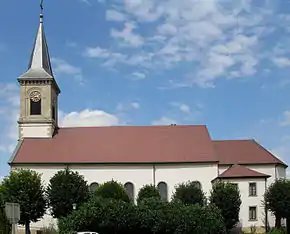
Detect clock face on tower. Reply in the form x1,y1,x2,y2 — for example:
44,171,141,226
30,91,41,102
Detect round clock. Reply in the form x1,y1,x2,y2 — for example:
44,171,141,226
30,91,41,102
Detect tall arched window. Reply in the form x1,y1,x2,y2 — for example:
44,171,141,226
89,182,99,192
124,182,134,201
29,91,41,115
158,182,168,201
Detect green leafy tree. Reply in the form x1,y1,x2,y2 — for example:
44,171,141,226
209,181,241,232
0,184,11,234
1,169,46,234
94,180,130,202
265,179,290,233
46,168,89,219
136,184,161,204
172,180,206,206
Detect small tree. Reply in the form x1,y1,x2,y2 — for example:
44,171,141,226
1,169,46,234
265,179,290,232
46,168,89,219
136,184,161,204
172,180,206,206
94,180,130,202
209,181,241,232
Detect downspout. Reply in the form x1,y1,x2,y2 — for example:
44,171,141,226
265,177,268,232
153,164,156,186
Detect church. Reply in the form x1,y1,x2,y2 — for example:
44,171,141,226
8,10,287,234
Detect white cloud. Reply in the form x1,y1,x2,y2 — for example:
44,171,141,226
51,58,84,84
111,22,144,47
116,102,140,111
272,57,290,68
170,102,191,114
132,72,146,80
0,83,19,153
280,111,290,126
85,0,279,87
152,116,177,126
59,109,120,127
106,9,126,21
79,0,91,5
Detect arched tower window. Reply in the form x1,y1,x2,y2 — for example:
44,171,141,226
124,182,134,201
89,182,99,193
29,91,41,115
158,182,168,201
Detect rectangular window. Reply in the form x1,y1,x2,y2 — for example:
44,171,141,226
249,182,257,196
52,105,56,120
30,100,41,115
249,206,257,221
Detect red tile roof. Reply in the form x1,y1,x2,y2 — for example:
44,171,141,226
213,140,286,166
216,164,270,179
10,125,287,167
11,125,218,164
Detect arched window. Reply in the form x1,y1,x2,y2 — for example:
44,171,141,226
124,182,134,201
89,182,99,192
192,181,202,189
158,182,168,201
29,91,41,115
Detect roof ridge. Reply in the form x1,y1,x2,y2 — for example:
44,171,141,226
59,124,207,130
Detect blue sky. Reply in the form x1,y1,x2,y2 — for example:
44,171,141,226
0,0,290,177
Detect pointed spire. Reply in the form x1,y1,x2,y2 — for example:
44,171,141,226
19,12,54,79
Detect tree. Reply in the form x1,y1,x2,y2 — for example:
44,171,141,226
136,184,161,204
172,180,206,206
1,169,46,234
265,179,290,232
0,184,11,234
46,168,89,219
94,180,130,202
209,181,241,232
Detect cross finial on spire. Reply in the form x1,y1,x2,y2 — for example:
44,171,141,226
40,0,44,21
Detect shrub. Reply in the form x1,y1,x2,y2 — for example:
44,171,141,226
268,228,287,234
172,180,206,206
58,196,138,234
94,180,130,202
136,184,161,204
58,195,226,234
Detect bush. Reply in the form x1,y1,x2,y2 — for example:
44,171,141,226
58,196,138,234
268,228,287,234
58,196,226,234
136,184,161,204
172,180,206,206
94,180,130,202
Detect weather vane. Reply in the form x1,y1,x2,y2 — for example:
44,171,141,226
40,0,44,14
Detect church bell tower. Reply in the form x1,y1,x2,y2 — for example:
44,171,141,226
17,12,60,139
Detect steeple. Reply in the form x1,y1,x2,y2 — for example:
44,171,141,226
18,13,54,79
17,7,60,139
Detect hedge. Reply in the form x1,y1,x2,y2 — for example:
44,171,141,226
58,195,226,234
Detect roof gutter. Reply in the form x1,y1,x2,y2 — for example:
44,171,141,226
7,140,23,166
